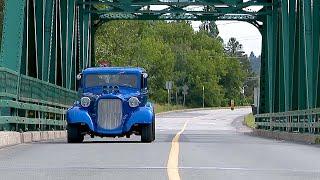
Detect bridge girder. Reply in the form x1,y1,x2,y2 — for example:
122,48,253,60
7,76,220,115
78,0,272,21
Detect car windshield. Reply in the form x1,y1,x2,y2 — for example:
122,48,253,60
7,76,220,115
85,74,138,88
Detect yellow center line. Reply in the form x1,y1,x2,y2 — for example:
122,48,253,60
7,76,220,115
167,120,189,180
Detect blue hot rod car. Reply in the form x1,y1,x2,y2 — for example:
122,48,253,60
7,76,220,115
66,67,155,143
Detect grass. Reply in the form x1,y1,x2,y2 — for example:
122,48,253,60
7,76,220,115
153,104,249,114
244,113,256,129
154,104,185,114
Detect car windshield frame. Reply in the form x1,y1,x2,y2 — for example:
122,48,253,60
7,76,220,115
84,73,140,89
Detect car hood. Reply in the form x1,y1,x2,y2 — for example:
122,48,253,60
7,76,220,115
82,88,141,101
100,91,140,101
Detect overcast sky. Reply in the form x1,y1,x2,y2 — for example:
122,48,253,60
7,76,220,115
149,3,262,56
192,21,262,56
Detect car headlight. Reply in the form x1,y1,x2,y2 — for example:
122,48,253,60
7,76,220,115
128,97,140,108
80,97,91,107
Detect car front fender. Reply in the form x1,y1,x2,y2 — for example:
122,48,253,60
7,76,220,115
124,105,154,132
66,106,95,131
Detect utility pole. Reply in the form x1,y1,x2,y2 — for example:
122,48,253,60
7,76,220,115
167,89,170,105
202,85,205,108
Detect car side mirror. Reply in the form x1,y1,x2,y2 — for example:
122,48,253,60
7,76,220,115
142,73,148,78
141,73,148,94
141,75,148,89
76,73,82,80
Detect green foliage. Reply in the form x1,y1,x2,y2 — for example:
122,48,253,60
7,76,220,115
244,113,256,129
199,21,221,41
224,37,256,105
249,51,261,75
154,103,184,114
95,21,250,107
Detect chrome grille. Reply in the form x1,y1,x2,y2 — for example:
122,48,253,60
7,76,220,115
97,99,123,130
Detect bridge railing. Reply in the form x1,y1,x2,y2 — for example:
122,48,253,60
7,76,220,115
255,109,320,134
0,68,77,132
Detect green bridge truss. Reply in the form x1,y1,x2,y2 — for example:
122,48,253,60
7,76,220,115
0,0,319,134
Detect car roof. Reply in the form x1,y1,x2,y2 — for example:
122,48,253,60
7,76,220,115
82,67,146,74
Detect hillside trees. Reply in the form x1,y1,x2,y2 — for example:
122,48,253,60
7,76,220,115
95,21,249,107
224,37,256,104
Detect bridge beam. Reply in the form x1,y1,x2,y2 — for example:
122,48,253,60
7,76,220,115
315,0,320,107
0,0,92,131
0,0,26,72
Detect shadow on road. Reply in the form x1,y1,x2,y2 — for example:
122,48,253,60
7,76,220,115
83,141,143,144
31,132,261,144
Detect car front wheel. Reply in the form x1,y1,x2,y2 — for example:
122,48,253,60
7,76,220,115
141,122,155,143
67,124,84,143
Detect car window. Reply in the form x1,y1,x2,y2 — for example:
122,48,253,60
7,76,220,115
85,74,138,88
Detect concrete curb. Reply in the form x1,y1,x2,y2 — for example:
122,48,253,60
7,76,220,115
0,131,67,148
250,129,320,144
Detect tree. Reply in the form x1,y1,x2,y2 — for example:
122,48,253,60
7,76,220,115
198,6,223,43
199,21,219,38
249,51,261,75
95,21,248,107
219,57,245,105
225,37,244,56
224,37,255,104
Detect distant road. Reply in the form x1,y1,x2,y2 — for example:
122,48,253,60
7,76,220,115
0,108,319,180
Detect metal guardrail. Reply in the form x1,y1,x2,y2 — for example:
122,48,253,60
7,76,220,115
0,67,77,106
255,108,320,134
0,68,77,131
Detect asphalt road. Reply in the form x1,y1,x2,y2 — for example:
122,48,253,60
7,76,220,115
0,108,320,180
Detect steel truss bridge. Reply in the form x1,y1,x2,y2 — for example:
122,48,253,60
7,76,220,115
0,0,319,134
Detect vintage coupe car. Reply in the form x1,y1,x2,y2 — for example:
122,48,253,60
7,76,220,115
66,67,155,143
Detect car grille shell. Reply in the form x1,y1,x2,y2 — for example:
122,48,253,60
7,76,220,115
97,99,123,130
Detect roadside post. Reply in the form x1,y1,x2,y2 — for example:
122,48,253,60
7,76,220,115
175,87,180,105
182,85,189,107
165,81,173,105
230,100,235,110
253,87,260,114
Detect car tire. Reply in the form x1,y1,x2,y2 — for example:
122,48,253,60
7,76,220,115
152,120,156,141
67,124,84,143
141,123,154,143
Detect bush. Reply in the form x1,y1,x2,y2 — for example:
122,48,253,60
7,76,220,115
244,113,256,129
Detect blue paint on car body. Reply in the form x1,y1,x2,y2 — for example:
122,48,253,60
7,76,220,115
66,67,154,138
